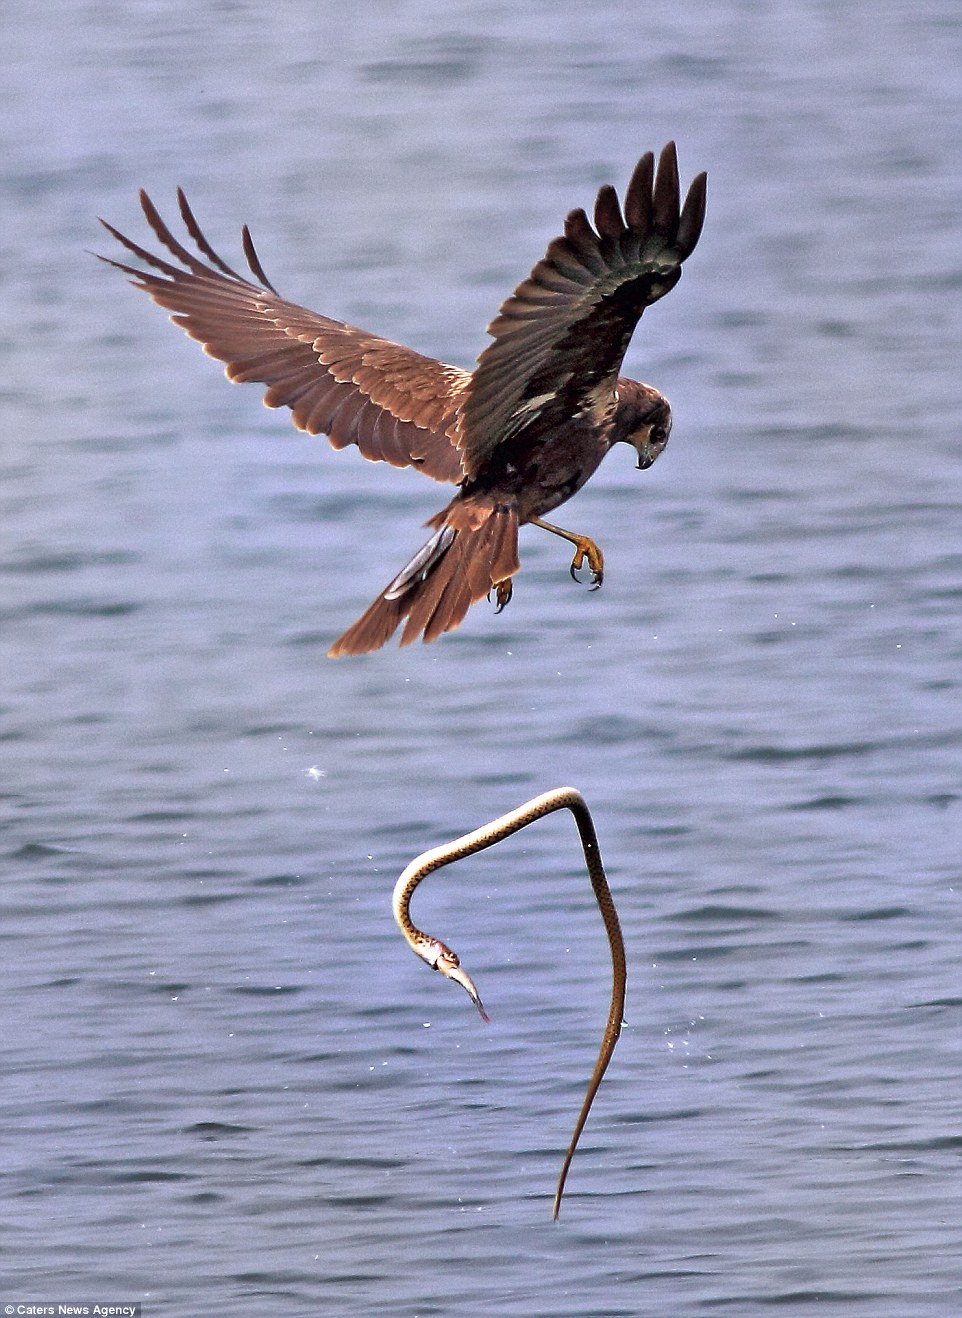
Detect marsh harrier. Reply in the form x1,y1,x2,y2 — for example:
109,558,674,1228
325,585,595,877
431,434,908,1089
100,144,706,655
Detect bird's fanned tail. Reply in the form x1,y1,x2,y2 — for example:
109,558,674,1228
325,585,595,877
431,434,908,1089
328,500,520,657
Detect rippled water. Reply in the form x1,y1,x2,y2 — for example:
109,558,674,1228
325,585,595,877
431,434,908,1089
3,2,962,1314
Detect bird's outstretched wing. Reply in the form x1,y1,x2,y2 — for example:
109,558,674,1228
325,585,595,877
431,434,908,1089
457,142,707,476
98,191,468,484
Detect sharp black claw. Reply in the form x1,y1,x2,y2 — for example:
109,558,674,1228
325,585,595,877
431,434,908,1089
490,580,513,614
570,562,603,589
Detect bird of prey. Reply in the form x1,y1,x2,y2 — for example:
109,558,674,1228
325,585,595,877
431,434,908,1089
99,143,706,657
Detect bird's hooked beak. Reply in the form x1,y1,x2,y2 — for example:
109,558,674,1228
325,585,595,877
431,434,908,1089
633,420,671,470
624,395,672,471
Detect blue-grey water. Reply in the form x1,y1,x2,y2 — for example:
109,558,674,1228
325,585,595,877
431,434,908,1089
2,2,961,1314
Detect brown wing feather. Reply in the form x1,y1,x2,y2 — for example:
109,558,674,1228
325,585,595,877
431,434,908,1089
98,191,468,485
457,142,707,475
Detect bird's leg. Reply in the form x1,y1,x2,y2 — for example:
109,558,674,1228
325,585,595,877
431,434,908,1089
489,578,513,613
527,516,604,589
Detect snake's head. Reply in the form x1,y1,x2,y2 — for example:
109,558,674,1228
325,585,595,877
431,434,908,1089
419,937,490,1023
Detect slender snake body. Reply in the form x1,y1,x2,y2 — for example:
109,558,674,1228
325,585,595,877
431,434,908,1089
392,786,626,1220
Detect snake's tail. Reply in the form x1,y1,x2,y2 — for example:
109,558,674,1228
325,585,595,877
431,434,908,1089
552,1080,596,1220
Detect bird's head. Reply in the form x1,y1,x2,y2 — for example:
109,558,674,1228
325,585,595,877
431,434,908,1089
417,935,490,1022
612,380,673,470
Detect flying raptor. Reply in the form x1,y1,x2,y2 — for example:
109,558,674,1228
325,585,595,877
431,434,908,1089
100,143,706,656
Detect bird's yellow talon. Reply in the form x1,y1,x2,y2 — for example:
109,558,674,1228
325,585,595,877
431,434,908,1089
490,578,513,613
568,540,604,589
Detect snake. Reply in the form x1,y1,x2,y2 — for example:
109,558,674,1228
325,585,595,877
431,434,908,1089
392,786,626,1220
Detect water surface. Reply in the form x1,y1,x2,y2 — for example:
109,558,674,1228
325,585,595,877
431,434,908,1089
2,2,961,1314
